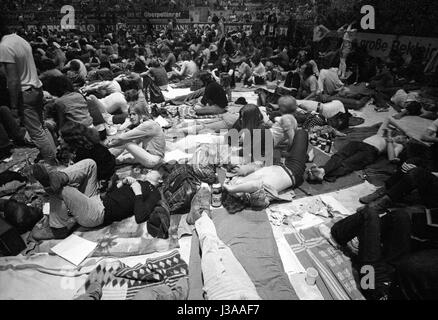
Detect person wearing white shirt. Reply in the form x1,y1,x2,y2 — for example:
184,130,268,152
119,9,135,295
0,19,57,163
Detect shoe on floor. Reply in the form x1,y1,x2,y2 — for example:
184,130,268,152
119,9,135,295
359,187,386,204
33,164,69,194
31,216,72,241
186,184,211,225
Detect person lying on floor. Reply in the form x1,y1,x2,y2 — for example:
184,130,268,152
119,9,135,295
31,159,162,240
223,129,308,209
59,121,116,181
106,100,165,168
320,166,438,300
295,99,350,131
307,116,410,183
186,184,262,300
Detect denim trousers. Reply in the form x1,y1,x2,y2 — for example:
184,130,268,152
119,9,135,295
22,87,56,161
196,213,261,300
49,159,105,229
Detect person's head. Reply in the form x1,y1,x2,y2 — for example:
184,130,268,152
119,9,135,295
70,59,81,72
251,55,261,66
235,104,264,131
278,96,297,115
392,134,409,145
124,89,140,102
198,70,213,86
300,62,314,79
179,51,192,62
149,58,161,68
60,121,100,151
405,101,422,116
220,54,230,66
128,100,150,125
139,170,163,187
0,14,10,38
42,75,74,97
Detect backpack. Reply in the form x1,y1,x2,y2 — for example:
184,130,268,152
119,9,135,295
143,75,165,104
160,165,201,215
0,217,26,257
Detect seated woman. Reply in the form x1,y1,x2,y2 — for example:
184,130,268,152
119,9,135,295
227,104,272,160
249,55,266,86
31,160,162,240
106,100,165,168
193,71,228,116
60,121,116,181
212,54,236,89
308,117,410,183
224,129,309,209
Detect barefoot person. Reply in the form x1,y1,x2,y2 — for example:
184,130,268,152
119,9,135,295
307,117,410,183
224,129,309,209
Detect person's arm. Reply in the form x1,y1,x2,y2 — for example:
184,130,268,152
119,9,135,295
281,115,297,150
421,121,438,143
108,123,153,148
133,184,161,224
54,102,66,130
303,77,319,100
174,61,187,76
232,161,264,176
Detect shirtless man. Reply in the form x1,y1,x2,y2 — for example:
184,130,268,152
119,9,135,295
224,129,309,208
308,116,410,183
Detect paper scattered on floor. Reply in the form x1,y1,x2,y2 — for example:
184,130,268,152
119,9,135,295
51,235,98,266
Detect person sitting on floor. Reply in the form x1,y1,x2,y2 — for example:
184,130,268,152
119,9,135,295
60,121,116,181
31,159,162,240
43,75,94,131
321,165,438,300
106,100,165,168
168,51,199,81
270,96,299,149
223,129,309,209
307,117,410,183
194,71,229,116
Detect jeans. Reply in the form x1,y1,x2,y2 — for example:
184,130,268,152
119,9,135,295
386,168,438,208
49,159,105,229
22,88,56,162
0,106,23,149
332,206,413,286
196,213,261,300
283,129,309,187
323,141,379,181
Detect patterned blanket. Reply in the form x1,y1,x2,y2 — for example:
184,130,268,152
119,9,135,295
74,250,188,300
30,214,181,258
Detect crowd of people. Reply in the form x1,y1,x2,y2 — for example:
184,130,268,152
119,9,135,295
1,2,438,301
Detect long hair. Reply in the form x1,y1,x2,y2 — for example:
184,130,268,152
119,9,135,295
233,104,264,131
60,121,100,151
129,99,151,121
42,75,74,97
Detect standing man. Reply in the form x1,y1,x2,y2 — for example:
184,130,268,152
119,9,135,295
0,15,57,164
